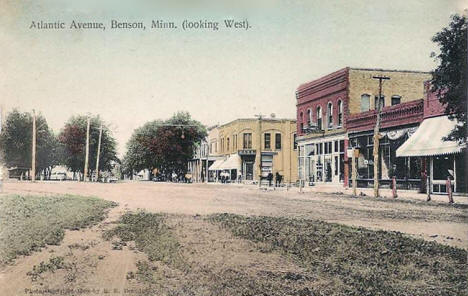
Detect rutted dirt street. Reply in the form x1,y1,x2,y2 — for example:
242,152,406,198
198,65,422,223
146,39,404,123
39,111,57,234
1,181,467,295
3,181,467,249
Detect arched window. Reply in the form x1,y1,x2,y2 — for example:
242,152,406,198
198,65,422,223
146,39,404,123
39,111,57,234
307,109,311,126
299,112,304,132
316,106,322,130
337,100,343,126
360,94,370,112
327,102,333,129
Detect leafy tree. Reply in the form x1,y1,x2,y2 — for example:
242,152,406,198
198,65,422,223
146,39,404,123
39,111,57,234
58,115,118,177
0,109,59,177
123,112,207,177
431,14,467,142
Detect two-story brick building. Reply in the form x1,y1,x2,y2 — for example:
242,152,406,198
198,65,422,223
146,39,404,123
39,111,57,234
207,117,298,184
296,67,431,188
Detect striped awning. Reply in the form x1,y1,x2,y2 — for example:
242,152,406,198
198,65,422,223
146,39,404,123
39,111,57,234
396,115,466,157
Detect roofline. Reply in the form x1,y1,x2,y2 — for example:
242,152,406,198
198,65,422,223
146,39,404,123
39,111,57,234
218,118,297,128
349,67,431,74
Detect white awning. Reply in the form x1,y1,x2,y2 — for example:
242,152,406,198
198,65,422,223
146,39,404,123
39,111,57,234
396,115,466,157
219,154,242,170
208,159,225,171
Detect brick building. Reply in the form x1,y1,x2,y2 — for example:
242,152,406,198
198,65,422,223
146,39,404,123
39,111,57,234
296,67,431,188
207,117,298,184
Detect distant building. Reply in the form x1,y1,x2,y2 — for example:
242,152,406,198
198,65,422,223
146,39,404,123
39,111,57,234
204,117,298,184
296,67,431,188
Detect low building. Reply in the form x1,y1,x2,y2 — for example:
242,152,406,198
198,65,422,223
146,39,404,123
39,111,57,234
396,82,466,194
207,117,298,184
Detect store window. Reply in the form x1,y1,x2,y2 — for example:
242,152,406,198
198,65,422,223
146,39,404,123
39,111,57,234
361,94,370,112
275,133,281,150
243,133,252,149
264,133,271,149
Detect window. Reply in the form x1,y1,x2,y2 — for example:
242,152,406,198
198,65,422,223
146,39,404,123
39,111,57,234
327,102,333,129
337,100,343,126
316,106,322,130
243,133,252,149
361,94,370,112
293,133,297,150
264,133,271,149
275,133,281,149
374,95,385,110
391,95,401,106
299,112,304,132
307,109,311,126
227,137,230,151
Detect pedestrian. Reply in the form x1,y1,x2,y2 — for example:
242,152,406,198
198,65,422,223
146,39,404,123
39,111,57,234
275,172,281,187
267,172,273,187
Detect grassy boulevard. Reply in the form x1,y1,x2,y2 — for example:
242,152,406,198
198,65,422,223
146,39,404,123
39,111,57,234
0,194,466,295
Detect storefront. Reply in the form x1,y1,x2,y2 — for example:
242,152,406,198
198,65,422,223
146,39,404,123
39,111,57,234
298,134,346,186
348,126,421,189
396,115,466,194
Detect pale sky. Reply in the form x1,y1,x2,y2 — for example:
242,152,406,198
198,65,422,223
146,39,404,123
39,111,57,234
1,0,465,156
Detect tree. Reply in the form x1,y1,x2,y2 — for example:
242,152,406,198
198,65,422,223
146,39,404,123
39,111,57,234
58,115,118,178
431,14,467,143
123,112,207,178
0,109,59,177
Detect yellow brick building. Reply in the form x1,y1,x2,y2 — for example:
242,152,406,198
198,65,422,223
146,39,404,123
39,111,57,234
348,68,431,114
208,117,298,184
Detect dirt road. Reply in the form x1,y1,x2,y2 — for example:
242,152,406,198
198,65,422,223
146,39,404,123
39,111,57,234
3,181,467,248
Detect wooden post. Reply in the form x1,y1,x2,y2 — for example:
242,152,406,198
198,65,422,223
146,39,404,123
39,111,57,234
83,117,90,182
426,157,431,201
31,110,36,182
352,148,357,196
446,177,454,203
95,124,103,182
392,176,398,198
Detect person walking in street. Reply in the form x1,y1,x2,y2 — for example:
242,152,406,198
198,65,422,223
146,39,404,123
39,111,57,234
267,172,273,187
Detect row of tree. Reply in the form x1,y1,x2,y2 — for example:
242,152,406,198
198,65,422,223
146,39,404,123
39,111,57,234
0,110,207,180
0,110,118,180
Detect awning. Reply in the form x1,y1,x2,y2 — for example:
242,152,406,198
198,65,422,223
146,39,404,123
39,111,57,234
208,159,225,171
396,115,466,157
219,154,242,171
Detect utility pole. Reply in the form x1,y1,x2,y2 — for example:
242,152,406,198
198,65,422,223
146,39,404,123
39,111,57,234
83,117,91,182
31,110,36,182
95,124,103,182
352,148,357,196
372,75,390,198
255,114,263,187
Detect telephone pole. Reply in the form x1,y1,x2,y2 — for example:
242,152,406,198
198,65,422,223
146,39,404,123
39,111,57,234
95,124,103,182
372,75,390,197
83,117,91,182
31,110,36,182
255,114,264,187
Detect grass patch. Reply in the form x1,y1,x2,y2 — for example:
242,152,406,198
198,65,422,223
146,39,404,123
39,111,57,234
103,212,183,268
209,213,467,296
0,194,116,265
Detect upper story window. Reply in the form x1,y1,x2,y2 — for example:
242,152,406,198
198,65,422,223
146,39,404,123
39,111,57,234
307,109,311,126
316,106,322,130
264,133,271,149
275,133,281,150
293,133,297,150
361,94,370,112
243,133,252,149
374,95,385,110
299,112,304,132
337,100,343,127
227,137,230,151
391,95,401,106
327,102,333,129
